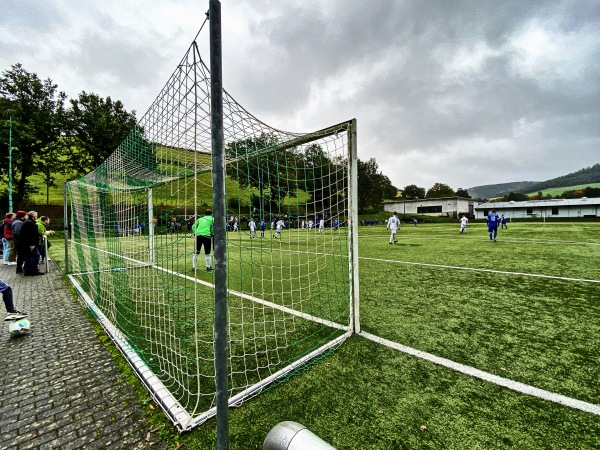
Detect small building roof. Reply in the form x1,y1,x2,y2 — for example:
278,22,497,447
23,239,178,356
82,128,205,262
476,197,600,209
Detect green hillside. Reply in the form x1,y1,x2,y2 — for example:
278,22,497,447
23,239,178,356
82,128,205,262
528,183,600,197
518,163,600,193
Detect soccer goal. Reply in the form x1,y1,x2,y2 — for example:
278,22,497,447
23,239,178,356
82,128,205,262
64,25,359,431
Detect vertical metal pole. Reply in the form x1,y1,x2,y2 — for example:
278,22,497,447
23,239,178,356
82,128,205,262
63,182,69,274
8,112,13,212
148,188,154,264
209,1,229,448
348,119,360,334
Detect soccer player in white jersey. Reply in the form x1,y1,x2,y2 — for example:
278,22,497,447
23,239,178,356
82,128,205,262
308,220,314,231
248,218,256,238
386,211,401,244
318,218,325,234
460,215,468,234
273,219,285,238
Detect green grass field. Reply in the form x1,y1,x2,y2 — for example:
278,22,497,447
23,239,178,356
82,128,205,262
49,221,600,449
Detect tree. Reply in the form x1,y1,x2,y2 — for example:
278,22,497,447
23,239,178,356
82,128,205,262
402,184,426,199
63,91,137,176
357,158,393,211
225,133,301,211
0,64,66,208
425,182,455,198
456,188,471,198
504,192,530,202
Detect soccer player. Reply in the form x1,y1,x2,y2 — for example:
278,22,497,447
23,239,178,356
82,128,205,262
308,220,314,231
460,215,468,234
333,219,339,231
248,218,256,238
386,211,401,244
192,209,214,271
318,218,325,234
487,209,500,242
273,218,286,238
501,214,507,229
260,219,266,238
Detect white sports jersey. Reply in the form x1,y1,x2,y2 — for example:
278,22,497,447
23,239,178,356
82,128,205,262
388,215,400,230
276,220,285,231
460,217,468,227
249,220,256,231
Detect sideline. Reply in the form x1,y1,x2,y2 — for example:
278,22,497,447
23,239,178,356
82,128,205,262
360,331,600,416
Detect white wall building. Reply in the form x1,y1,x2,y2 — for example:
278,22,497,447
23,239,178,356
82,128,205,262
384,197,479,219
474,198,600,220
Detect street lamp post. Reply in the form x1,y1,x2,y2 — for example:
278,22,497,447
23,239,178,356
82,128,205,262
8,110,14,212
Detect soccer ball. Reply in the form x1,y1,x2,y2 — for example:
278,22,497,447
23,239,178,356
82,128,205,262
8,318,31,336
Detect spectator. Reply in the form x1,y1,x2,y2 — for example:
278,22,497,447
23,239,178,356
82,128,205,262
36,215,55,263
12,211,27,274
20,211,45,276
1,279,28,321
2,212,17,265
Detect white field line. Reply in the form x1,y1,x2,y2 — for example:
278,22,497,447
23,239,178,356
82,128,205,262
359,233,600,246
360,331,600,416
152,264,349,332
360,256,600,283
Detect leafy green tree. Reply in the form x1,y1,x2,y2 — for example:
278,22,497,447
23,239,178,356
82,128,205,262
505,192,530,201
357,158,393,211
0,64,66,208
63,91,137,176
425,182,455,198
299,143,345,211
402,184,426,199
456,188,471,198
225,133,301,211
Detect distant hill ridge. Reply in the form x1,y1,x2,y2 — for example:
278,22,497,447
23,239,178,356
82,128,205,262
467,163,600,199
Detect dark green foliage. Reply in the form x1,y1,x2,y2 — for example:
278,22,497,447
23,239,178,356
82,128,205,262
0,64,66,208
63,90,137,176
455,188,470,198
357,158,394,211
403,184,426,199
425,182,455,198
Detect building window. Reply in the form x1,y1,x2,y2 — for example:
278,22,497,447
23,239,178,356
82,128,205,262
417,205,442,214
552,207,559,215
526,208,533,214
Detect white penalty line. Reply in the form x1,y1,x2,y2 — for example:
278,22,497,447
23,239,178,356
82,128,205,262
360,331,600,416
360,256,600,284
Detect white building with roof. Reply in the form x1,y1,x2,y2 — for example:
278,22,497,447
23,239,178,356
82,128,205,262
474,198,600,220
384,197,478,219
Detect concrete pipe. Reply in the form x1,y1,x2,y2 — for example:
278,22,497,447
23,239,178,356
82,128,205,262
263,421,336,450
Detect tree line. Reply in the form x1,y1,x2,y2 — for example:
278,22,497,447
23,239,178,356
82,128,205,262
1,63,473,214
0,64,137,208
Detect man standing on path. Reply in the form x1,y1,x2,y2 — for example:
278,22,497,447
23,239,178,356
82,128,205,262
192,209,215,271
21,211,45,276
386,211,401,244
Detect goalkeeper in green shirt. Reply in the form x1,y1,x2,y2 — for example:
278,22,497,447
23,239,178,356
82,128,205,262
192,209,214,271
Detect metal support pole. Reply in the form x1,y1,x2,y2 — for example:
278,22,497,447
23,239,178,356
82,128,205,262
209,1,229,448
8,111,13,212
63,182,69,274
348,119,360,334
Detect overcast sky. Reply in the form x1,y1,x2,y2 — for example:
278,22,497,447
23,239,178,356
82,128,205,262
1,0,599,190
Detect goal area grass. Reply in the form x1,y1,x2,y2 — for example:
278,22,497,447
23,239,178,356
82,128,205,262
51,220,600,449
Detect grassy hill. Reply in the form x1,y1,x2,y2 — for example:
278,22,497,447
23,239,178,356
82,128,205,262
527,183,600,197
468,163,600,199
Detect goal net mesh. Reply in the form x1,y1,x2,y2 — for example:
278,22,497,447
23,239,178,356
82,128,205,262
65,38,356,430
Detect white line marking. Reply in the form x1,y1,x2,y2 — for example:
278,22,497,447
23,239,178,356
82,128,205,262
360,256,600,283
360,331,600,416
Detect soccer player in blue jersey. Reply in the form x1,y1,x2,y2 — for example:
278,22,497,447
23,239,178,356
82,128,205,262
487,209,500,242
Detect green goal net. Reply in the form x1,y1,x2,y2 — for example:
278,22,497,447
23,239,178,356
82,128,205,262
65,36,358,431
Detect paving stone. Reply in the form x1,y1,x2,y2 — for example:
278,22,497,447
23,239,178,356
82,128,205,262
0,261,166,449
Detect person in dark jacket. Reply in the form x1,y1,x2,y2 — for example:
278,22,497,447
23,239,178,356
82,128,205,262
20,211,45,276
12,211,27,274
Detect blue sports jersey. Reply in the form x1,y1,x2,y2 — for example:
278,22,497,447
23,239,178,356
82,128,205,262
487,213,500,226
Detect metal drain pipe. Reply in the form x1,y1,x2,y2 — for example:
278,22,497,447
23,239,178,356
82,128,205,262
263,421,336,450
